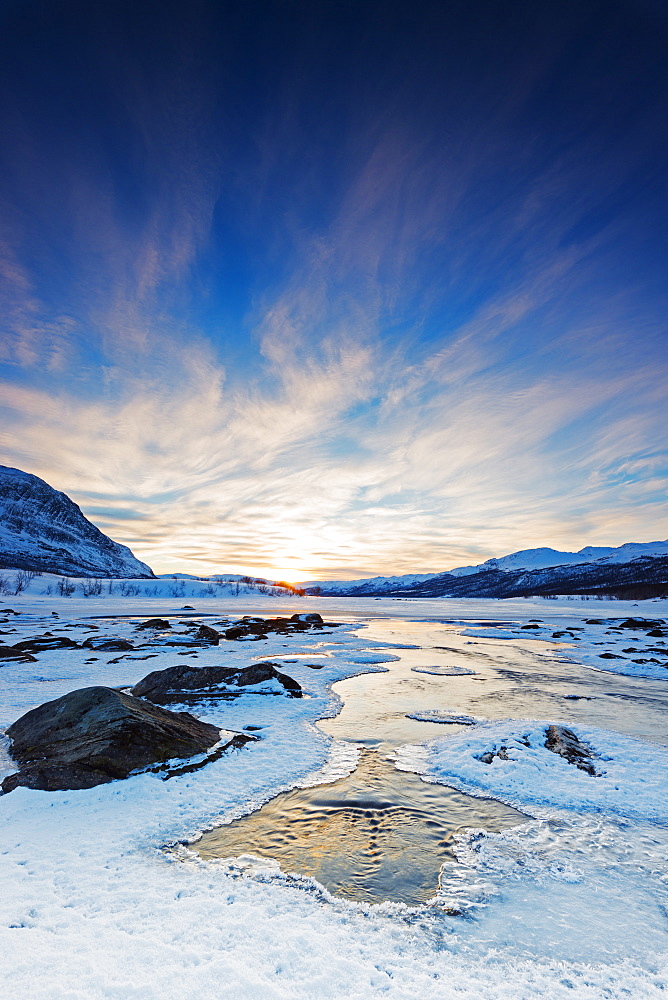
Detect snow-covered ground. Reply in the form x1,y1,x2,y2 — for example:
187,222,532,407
1,591,668,998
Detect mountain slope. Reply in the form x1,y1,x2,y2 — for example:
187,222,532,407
307,540,668,599
0,465,154,578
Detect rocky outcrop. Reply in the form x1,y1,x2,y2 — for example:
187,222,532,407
223,613,326,641
0,464,154,578
131,661,302,704
2,686,220,792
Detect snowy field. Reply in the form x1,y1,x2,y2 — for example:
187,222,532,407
1,584,668,998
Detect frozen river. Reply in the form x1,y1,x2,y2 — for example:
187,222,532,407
2,593,668,998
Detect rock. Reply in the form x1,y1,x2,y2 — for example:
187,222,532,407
479,748,509,763
131,661,302,704
224,626,251,640
0,645,37,662
12,636,81,652
544,725,599,776
181,606,195,610
599,652,623,659
135,619,171,630
82,637,135,651
478,735,530,764
648,629,668,638
194,624,220,645
222,614,330,641
2,686,220,793
617,618,665,630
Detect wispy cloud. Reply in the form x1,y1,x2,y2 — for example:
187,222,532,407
1,1,666,577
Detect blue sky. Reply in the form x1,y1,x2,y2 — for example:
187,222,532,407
0,0,667,579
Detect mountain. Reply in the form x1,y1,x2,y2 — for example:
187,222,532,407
306,540,668,600
0,465,154,578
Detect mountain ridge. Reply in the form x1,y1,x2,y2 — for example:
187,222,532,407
0,465,154,578
306,540,668,599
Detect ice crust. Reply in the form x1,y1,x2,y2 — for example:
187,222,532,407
1,593,668,998
395,719,668,818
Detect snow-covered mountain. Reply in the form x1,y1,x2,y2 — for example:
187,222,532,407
447,542,668,576
0,465,154,578
307,540,668,599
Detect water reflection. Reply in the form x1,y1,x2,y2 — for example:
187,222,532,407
196,749,525,907
195,615,668,908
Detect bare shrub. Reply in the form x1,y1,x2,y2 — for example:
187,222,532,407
57,577,76,597
81,578,103,597
13,569,36,594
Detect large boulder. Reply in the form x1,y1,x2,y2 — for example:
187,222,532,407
131,661,302,704
2,686,220,793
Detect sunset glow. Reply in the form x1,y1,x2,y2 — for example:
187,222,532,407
0,0,666,578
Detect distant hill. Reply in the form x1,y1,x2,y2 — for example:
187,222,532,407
306,541,668,600
0,465,154,578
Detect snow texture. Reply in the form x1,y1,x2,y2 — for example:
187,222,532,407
1,592,668,998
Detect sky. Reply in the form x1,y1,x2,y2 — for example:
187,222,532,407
0,0,667,581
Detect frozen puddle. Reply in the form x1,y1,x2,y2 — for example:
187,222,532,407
195,748,525,907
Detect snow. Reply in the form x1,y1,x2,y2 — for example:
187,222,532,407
2,592,668,997
395,719,668,968
395,718,668,818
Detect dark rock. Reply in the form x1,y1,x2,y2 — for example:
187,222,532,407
599,652,623,659
647,629,668,638
544,725,599,776
478,736,530,764
82,637,135,651
617,618,665,630
131,661,302,704
181,606,195,610
222,613,332,641
12,636,81,652
520,624,541,630
136,618,171,630
585,619,605,624
479,748,509,763
2,686,220,793
194,624,220,645
0,645,37,662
